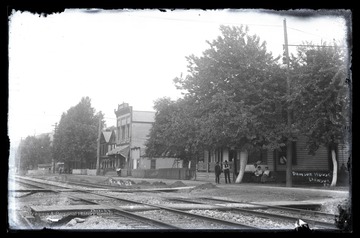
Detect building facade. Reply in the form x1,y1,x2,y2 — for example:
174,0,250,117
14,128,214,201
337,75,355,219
99,130,117,170
107,103,155,174
137,157,183,170
198,135,350,184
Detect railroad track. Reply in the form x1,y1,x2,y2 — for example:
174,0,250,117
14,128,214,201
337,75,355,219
205,197,336,222
167,197,338,230
9,175,193,193
11,177,175,229
11,176,258,230
11,176,339,230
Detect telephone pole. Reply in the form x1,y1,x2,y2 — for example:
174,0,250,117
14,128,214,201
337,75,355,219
51,123,58,174
96,116,102,175
283,18,293,187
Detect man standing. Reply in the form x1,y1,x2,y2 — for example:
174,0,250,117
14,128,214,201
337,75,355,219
224,160,231,184
214,161,221,184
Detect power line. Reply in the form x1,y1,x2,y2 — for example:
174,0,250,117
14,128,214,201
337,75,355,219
135,14,339,39
286,44,346,48
135,14,344,49
134,14,283,28
9,113,117,120
103,117,117,120
287,27,323,38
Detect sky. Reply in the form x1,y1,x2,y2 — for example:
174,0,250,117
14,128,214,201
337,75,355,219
8,9,350,149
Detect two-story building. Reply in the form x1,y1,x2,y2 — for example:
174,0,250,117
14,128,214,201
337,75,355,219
107,103,155,175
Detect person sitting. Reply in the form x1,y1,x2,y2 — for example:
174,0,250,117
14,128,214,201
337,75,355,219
261,166,271,183
253,165,263,182
116,167,122,177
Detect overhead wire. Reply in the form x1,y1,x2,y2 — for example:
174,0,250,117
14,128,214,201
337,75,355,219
134,14,341,49
133,14,333,38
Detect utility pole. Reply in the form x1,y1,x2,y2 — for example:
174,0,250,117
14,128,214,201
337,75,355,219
51,123,57,174
283,18,293,187
96,116,102,175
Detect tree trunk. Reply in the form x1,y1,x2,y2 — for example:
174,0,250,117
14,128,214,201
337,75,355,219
52,158,55,174
330,149,338,187
286,140,293,187
194,157,197,181
235,151,248,183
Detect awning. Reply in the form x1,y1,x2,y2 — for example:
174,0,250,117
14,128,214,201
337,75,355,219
106,145,130,158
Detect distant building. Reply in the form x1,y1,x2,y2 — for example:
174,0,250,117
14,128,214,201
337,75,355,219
137,157,183,170
37,163,52,170
107,103,155,175
98,129,117,170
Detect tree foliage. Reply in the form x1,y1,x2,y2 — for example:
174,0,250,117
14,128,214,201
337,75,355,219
18,134,52,170
145,97,201,163
145,24,350,185
146,25,285,162
174,25,285,151
290,42,350,154
52,97,103,168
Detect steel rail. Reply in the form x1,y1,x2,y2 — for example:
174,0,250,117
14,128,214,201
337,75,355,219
14,177,179,229
9,213,35,230
90,192,258,229
203,197,336,220
15,176,258,230
185,197,338,229
53,183,258,229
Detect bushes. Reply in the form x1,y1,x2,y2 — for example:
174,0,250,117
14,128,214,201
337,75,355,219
335,199,352,232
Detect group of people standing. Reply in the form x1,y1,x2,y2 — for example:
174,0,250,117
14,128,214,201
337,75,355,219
214,160,231,184
214,160,274,184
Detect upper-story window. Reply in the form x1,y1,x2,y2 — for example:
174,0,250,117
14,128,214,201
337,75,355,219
121,125,126,140
119,116,131,142
273,142,297,165
127,124,130,139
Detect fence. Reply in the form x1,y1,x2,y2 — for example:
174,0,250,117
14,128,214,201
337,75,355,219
131,168,194,180
27,169,51,176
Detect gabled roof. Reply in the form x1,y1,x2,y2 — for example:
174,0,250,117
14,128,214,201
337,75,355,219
102,131,113,143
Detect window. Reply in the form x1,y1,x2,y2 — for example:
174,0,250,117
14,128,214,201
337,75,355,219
121,125,126,140
127,124,130,139
150,159,156,169
101,144,106,156
248,149,268,164
274,142,297,165
117,128,120,143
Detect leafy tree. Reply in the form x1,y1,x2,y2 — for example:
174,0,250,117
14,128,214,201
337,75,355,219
145,97,202,166
173,25,284,182
52,97,104,169
290,42,350,186
18,134,52,170
147,25,349,188
105,126,116,132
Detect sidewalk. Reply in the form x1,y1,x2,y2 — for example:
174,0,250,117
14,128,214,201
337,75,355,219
42,173,349,194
